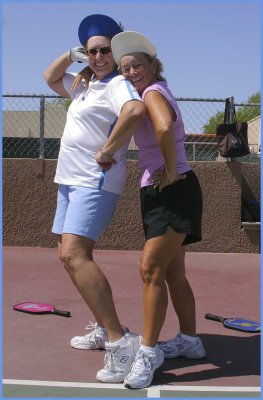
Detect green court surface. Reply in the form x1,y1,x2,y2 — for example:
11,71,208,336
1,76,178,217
2,380,261,398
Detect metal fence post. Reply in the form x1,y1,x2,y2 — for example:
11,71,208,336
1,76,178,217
39,96,45,159
193,143,196,161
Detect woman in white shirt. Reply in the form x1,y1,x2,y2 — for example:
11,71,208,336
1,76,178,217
43,14,145,383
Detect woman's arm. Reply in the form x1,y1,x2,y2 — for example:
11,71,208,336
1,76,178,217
43,51,73,97
144,90,185,190
96,99,146,163
71,66,93,91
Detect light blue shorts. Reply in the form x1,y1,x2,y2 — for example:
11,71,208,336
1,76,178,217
52,185,120,242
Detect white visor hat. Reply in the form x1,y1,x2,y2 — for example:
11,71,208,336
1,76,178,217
111,31,156,65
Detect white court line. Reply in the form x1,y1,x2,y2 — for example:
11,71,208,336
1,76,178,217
2,378,260,397
146,387,160,397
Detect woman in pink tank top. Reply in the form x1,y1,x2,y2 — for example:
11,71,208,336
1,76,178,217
95,31,206,389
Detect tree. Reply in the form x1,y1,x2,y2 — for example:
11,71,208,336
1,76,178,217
46,97,72,110
203,92,261,134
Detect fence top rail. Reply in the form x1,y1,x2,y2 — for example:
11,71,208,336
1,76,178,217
2,94,61,99
2,94,260,107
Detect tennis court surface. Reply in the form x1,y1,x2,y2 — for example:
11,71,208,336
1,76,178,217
2,247,260,398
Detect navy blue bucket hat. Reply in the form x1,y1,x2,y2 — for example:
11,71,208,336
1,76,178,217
78,14,123,46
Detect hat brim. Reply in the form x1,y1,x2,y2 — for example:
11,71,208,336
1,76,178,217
111,31,156,65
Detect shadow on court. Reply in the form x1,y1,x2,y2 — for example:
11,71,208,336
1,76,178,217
155,334,260,385
2,246,260,396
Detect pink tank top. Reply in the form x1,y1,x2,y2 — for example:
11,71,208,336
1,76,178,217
134,81,191,188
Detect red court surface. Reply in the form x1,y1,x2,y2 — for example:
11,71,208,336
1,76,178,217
2,247,261,398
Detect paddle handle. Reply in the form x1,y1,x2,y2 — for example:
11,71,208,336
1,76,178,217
205,313,224,322
52,309,71,317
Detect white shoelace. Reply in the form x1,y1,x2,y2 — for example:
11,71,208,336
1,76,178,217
84,321,101,343
104,352,115,372
85,321,99,332
131,352,154,375
103,345,127,373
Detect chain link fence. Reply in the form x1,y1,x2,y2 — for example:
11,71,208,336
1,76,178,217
2,94,261,162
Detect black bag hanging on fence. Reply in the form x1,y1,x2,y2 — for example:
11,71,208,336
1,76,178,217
216,97,250,157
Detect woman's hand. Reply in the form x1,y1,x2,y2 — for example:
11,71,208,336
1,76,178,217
71,66,93,91
95,150,116,171
153,168,186,192
70,47,88,63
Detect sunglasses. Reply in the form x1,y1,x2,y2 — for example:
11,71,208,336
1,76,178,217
86,47,112,56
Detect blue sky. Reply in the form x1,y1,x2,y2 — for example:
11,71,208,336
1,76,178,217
2,0,261,102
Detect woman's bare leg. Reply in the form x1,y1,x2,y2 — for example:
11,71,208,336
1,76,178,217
59,233,123,342
140,228,186,347
166,246,196,335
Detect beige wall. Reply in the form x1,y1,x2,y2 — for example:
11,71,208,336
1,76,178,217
2,107,66,138
3,159,260,253
247,116,261,154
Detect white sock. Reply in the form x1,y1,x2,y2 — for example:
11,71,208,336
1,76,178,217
140,344,157,354
181,333,197,342
109,335,127,346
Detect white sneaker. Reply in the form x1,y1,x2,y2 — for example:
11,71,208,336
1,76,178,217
96,332,142,383
70,322,108,350
71,322,129,351
124,346,164,389
159,332,206,359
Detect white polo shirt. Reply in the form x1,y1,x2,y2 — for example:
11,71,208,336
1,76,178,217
54,71,141,194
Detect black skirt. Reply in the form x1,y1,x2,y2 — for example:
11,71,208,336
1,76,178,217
140,170,202,245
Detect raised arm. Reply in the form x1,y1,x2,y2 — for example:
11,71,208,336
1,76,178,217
43,51,73,97
43,47,89,97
